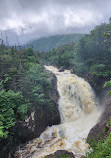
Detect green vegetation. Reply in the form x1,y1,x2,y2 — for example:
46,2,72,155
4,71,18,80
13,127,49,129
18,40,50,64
44,22,111,90
27,34,84,52
104,79,111,95
43,19,111,158
0,18,111,158
44,43,75,68
0,43,52,139
86,126,111,158
0,90,28,138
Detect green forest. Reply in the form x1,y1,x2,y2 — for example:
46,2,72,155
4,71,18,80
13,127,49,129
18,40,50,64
0,43,55,140
42,20,111,157
0,19,111,158
43,22,111,91
27,34,84,52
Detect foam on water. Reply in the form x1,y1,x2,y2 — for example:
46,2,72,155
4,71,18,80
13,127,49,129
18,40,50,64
13,66,102,158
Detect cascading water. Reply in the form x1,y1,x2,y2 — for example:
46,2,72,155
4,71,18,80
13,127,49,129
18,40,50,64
13,66,102,158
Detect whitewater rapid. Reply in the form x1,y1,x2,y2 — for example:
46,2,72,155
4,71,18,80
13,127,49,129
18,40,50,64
14,66,102,158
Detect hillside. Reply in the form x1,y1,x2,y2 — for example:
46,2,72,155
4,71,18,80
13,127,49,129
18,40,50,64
27,34,84,52
0,22,111,158
42,21,111,157
0,45,60,157
43,23,111,91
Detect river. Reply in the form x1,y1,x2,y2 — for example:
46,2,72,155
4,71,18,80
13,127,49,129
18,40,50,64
13,66,102,158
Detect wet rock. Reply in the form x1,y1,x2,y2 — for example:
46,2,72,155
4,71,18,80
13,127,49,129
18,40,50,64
59,129,65,138
50,74,59,106
87,103,111,143
45,150,75,158
59,67,65,72
0,72,60,158
70,67,75,74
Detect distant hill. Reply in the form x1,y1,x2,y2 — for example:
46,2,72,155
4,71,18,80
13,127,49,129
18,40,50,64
27,34,85,52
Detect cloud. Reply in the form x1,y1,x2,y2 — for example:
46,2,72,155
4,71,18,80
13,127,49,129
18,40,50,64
0,0,111,44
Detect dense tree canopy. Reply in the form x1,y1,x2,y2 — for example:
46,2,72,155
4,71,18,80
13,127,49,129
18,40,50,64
0,44,52,139
44,21,111,90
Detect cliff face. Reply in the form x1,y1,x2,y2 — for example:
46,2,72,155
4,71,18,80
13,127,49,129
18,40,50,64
0,72,60,158
87,103,111,143
87,88,111,143
1,69,111,158
14,73,60,142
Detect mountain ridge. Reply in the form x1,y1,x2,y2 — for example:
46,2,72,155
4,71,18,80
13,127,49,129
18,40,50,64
27,33,85,52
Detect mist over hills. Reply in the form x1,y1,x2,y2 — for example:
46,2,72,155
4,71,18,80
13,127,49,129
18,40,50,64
27,34,85,52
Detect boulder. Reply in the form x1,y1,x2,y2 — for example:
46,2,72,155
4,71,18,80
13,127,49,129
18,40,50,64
59,67,65,72
45,150,75,158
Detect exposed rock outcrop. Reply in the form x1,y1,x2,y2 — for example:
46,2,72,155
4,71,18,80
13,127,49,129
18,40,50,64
87,88,111,143
0,72,60,158
45,150,75,158
87,103,111,143
59,66,65,72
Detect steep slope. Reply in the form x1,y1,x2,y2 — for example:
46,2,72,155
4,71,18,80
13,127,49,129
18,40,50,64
43,23,111,92
13,66,101,158
27,34,84,52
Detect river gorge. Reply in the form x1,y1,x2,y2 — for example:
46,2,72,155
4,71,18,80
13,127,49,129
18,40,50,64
13,66,102,158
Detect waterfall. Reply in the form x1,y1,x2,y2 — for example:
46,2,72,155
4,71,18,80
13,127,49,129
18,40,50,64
14,66,102,158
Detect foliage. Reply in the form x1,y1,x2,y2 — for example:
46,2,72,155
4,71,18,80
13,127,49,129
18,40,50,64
19,63,51,107
0,90,28,138
27,34,84,52
44,20,111,90
0,45,53,139
103,79,111,95
86,132,111,158
44,43,75,68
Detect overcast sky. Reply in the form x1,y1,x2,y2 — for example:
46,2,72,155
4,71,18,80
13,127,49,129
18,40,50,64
0,0,111,45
